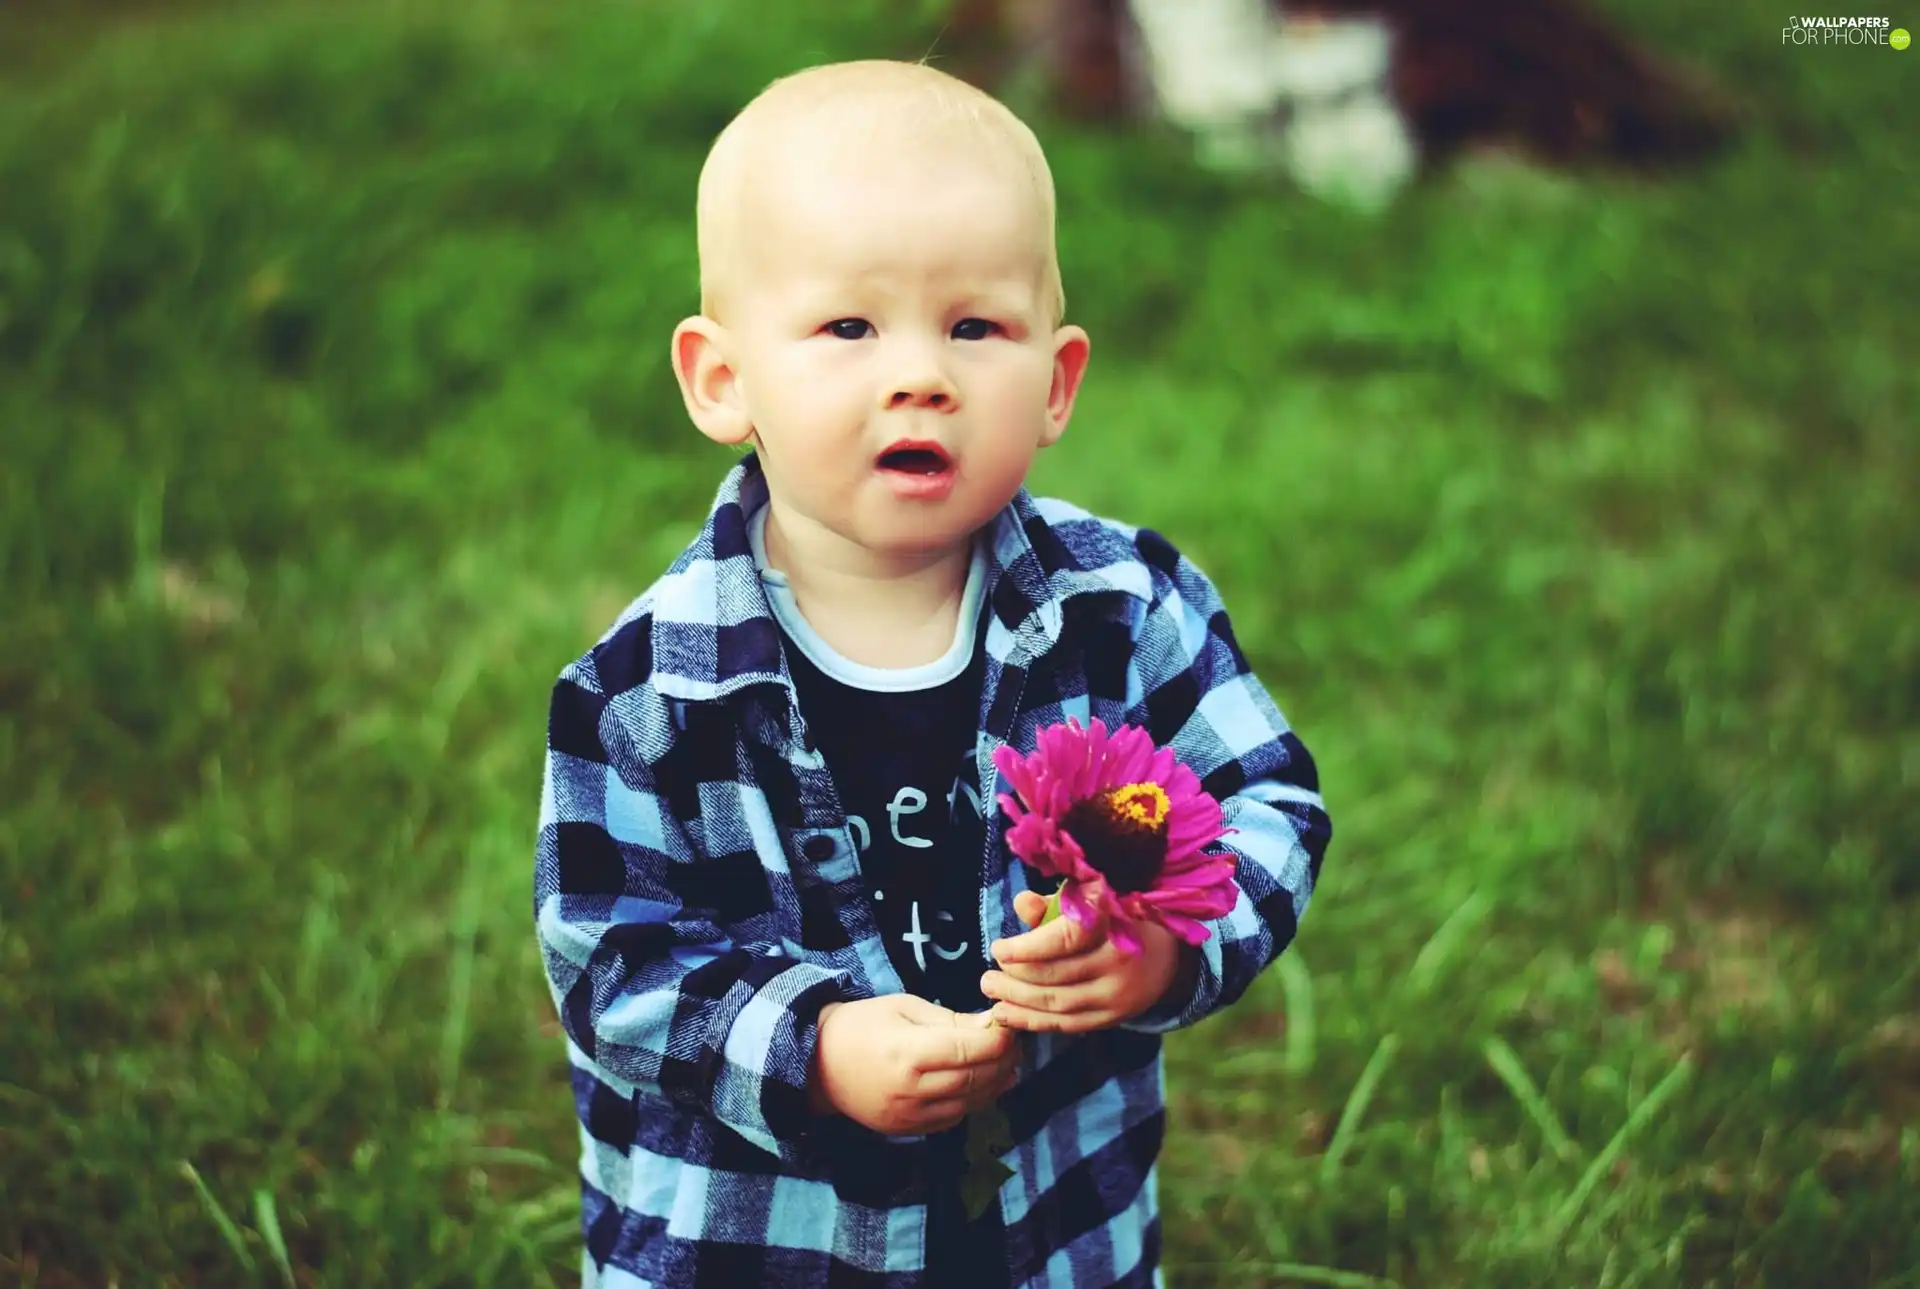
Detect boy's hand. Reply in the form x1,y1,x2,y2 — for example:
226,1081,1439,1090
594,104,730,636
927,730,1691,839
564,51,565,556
807,994,1018,1136
980,890,1194,1034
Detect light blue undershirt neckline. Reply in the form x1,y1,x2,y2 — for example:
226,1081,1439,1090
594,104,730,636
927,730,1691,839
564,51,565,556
747,501,988,695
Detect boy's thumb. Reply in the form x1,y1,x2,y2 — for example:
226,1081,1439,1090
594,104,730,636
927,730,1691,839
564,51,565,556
1013,890,1048,928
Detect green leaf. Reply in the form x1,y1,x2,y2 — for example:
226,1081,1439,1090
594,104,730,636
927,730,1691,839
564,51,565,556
960,1105,1017,1220
964,1105,1013,1163
960,1157,1015,1222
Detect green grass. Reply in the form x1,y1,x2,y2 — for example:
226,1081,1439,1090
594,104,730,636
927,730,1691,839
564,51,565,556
2,1,1916,1284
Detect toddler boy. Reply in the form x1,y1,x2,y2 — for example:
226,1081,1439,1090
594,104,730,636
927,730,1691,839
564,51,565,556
534,58,1330,1289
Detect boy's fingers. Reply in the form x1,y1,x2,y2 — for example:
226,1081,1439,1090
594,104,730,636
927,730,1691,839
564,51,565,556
991,909,1095,965
915,1065,973,1099
981,972,1105,1017
968,1063,1018,1110
988,1001,1103,1035
888,994,961,1026
992,950,1107,988
919,1049,1017,1102
911,1016,1014,1073
911,1098,971,1133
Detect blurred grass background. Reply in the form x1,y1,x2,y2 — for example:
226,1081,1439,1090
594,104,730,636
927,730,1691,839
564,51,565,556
1,0,1915,1285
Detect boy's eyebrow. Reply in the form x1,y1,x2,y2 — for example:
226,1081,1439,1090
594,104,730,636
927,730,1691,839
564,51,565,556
961,284,1040,314
786,280,1042,316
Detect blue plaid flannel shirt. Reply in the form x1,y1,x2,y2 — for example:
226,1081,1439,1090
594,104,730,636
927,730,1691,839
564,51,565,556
534,454,1331,1288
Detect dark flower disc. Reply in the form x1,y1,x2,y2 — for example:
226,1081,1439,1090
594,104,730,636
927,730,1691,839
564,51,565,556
1060,783,1169,895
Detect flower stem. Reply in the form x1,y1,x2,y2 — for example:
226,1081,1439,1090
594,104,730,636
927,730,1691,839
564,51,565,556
1039,886,1065,927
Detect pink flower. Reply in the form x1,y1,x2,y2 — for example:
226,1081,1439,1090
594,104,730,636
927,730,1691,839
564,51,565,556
992,717,1239,957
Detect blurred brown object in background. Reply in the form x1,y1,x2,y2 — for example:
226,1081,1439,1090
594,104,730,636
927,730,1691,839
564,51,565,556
941,0,1141,121
938,0,1735,178
1307,0,1734,167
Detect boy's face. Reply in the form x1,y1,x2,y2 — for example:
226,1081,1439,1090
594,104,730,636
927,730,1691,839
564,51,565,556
689,144,1088,563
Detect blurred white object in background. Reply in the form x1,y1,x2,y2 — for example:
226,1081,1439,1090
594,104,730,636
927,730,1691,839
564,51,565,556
944,0,1730,210
1122,0,1278,149
1125,0,1417,209
1271,15,1417,210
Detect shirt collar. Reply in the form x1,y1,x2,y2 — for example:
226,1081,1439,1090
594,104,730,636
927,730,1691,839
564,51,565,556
647,451,1153,703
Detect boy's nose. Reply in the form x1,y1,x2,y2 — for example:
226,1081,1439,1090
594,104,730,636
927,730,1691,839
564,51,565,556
884,367,959,412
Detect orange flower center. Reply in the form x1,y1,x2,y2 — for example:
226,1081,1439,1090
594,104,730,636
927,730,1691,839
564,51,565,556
1103,782,1171,831
1060,781,1172,895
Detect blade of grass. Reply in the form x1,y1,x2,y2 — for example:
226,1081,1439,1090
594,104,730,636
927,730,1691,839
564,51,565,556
438,851,483,1108
178,1161,256,1273
294,869,338,1005
1483,1035,1581,1163
1171,1260,1400,1288
1276,950,1316,1076
1546,1055,1693,1243
253,1188,296,1288
1212,1046,1289,1077
130,468,166,608
1876,1264,1920,1289
1406,889,1492,998
502,1183,581,1242
422,650,487,1107
457,1145,561,1171
1321,1032,1400,1183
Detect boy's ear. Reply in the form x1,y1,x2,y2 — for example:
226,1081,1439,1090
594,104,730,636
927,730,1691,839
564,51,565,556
1040,324,1092,448
671,316,753,446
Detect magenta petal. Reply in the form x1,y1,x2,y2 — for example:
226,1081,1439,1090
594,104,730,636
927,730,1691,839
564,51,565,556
1032,725,1077,799
1136,854,1236,897
1058,877,1104,931
1153,855,1233,887
1163,822,1227,856
1166,771,1217,806
1171,793,1220,822
1067,721,1105,798
1100,726,1155,789
1046,777,1078,818
1006,815,1090,878
1107,915,1144,958
1146,745,1178,788
1160,757,1200,797
1165,820,1223,859
1166,814,1228,858
1146,878,1238,920
1159,840,1205,873
992,749,1042,813
1154,911,1215,945
1001,818,1048,870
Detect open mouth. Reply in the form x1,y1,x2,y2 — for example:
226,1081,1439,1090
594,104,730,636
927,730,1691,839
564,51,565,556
876,441,953,475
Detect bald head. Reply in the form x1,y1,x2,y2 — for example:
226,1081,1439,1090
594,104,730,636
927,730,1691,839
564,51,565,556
695,60,1065,326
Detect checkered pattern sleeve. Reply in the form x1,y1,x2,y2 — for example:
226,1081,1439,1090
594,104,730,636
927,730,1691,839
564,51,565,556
1117,530,1332,1034
533,652,852,1164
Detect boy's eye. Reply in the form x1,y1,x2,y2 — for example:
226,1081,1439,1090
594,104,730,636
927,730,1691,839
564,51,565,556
951,318,1000,341
825,318,872,340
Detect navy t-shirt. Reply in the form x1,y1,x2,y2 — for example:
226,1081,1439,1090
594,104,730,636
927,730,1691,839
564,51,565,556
751,508,1009,1286
781,636,991,1015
